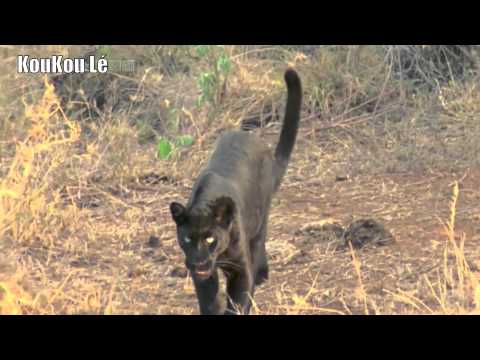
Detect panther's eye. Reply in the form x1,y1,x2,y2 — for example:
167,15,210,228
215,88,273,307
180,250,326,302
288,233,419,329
206,237,215,245
184,237,192,244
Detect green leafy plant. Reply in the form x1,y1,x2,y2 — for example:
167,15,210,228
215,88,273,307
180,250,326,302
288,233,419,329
175,135,194,147
156,135,195,160
195,45,233,108
96,45,113,59
167,107,180,133
156,138,173,160
197,72,217,107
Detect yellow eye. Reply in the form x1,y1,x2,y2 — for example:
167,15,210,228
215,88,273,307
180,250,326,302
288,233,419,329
206,237,215,245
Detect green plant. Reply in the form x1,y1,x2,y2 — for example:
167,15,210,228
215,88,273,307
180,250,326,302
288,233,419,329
156,135,195,160
96,45,113,59
167,107,180,133
195,45,233,108
175,135,194,147
156,138,173,160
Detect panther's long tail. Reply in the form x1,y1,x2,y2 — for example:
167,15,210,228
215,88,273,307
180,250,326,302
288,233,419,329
272,68,302,192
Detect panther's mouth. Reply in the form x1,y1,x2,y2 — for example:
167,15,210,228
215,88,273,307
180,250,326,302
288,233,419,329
193,261,214,280
195,269,212,279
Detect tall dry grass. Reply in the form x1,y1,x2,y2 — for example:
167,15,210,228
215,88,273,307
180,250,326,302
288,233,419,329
0,45,479,315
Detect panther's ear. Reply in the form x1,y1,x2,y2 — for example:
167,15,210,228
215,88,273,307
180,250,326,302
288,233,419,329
170,202,187,225
211,197,236,230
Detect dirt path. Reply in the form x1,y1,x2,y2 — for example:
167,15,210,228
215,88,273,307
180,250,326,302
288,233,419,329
86,168,480,314
10,162,480,314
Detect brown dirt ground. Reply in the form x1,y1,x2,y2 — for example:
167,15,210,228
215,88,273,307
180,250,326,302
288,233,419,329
8,139,480,315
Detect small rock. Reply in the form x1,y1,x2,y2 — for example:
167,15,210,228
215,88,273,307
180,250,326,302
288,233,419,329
170,267,188,279
153,255,167,263
335,175,350,182
340,219,396,250
147,236,160,248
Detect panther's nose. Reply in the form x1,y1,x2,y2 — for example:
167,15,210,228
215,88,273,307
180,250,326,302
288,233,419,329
195,260,210,271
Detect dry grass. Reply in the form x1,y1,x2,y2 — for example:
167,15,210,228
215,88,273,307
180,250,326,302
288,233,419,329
1,45,479,315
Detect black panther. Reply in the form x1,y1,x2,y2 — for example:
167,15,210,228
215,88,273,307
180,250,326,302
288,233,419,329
170,68,302,315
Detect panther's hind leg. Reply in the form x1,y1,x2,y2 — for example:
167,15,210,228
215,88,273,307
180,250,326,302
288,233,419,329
251,223,269,286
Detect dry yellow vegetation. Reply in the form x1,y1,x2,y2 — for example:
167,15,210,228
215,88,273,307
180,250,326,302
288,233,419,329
1,45,479,315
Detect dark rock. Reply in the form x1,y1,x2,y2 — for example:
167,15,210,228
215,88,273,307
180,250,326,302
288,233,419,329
153,255,167,263
170,267,188,279
147,236,160,248
340,219,396,250
335,176,350,182
139,173,175,186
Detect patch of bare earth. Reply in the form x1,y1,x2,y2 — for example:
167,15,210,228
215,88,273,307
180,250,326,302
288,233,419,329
9,135,480,314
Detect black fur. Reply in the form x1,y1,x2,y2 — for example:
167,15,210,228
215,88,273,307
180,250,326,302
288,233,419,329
170,68,302,315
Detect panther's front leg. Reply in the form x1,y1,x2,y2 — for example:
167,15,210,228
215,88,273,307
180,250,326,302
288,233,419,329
192,270,223,315
224,267,254,315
